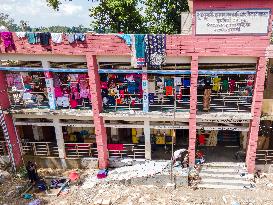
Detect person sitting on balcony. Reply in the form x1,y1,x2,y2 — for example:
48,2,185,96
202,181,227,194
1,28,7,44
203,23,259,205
26,161,39,185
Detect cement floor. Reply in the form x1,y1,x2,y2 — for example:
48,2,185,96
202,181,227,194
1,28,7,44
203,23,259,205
202,146,241,163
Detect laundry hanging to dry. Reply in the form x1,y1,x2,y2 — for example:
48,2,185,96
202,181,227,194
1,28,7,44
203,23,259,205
145,34,166,69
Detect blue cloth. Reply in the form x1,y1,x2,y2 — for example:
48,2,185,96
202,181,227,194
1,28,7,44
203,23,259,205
75,33,85,42
28,199,41,205
117,34,132,45
108,96,115,105
26,32,40,44
128,82,136,94
149,93,154,103
183,79,190,88
145,34,166,68
135,34,145,59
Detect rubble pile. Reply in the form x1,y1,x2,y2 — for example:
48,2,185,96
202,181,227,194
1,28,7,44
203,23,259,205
106,161,169,181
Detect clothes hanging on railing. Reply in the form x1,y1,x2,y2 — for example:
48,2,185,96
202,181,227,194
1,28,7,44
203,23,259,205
117,34,132,46
1,32,15,51
131,34,146,68
66,33,86,43
107,144,124,151
40,32,51,46
51,33,63,44
15,32,26,39
26,32,40,44
145,34,166,68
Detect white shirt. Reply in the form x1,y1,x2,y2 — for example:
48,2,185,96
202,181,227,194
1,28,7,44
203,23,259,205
173,149,187,160
51,33,63,44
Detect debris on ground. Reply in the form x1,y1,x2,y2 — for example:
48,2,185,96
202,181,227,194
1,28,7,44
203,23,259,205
1,166,273,204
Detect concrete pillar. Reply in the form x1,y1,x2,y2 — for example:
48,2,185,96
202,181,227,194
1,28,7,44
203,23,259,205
0,71,23,171
144,120,151,160
246,57,267,173
42,61,56,110
86,54,109,169
188,56,198,166
142,70,149,112
32,126,44,141
53,119,65,159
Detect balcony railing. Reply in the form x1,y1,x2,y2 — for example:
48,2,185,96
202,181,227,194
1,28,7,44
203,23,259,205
20,141,145,160
256,150,273,164
21,142,59,157
108,144,145,159
0,141,8,156
65,143,98,158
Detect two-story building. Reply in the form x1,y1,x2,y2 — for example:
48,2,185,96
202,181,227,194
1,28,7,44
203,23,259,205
1,0,273,173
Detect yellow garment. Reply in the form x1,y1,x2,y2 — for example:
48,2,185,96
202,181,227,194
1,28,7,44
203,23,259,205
206,130,218,146
109,88,117,96
69,134,77,142
212,77,221,92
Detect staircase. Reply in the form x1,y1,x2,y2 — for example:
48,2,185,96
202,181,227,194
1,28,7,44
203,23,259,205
197,162,254,190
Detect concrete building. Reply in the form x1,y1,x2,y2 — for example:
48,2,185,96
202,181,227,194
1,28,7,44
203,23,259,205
1,0,273,173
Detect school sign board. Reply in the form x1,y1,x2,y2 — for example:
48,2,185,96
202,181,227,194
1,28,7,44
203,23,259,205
196,9,271,35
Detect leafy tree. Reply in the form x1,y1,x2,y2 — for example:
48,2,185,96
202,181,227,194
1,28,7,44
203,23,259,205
46,0,62,11
90,0,146,33
32,25,89,33
0,12,88,33
0,13,20,31
143,0,189,34
46,0,189,34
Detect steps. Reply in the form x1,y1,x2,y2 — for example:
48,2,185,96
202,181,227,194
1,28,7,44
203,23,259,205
197,162,254,190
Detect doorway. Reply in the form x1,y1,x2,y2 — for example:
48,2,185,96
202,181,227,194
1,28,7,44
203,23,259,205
199,130,241,163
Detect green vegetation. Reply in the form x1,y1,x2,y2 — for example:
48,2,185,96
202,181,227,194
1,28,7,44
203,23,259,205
46,0,189,34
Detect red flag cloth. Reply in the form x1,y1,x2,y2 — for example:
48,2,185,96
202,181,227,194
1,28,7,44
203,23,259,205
107,144,124,150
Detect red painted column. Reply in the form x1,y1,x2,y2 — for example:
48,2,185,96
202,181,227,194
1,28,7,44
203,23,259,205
0,71,22,170
86,54,109,169
246,57,267,174
188,56,198,166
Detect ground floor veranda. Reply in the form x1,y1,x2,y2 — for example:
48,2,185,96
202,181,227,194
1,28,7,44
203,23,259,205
2,110,267,169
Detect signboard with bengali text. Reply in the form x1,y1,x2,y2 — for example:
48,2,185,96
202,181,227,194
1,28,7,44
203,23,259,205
196,9,271,35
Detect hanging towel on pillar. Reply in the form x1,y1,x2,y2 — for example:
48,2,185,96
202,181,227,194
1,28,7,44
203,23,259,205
145,34,166,68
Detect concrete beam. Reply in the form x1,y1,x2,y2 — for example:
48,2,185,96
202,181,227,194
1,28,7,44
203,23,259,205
0,54,86,62
144,120,151,160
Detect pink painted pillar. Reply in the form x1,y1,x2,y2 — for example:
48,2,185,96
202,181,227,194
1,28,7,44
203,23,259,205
246,57,267,174
0,71,22,170
188,56,198,166
86,54,109,169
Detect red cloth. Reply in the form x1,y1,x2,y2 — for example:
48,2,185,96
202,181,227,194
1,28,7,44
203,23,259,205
69,171,79,181
107,144,124,150
198,134,205,145
165,86,173,96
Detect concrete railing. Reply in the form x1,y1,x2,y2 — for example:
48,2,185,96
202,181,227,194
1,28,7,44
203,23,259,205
108,144,145,159
256,150,273,164
21,141,59,157
0,141,8,156
64,143,98,158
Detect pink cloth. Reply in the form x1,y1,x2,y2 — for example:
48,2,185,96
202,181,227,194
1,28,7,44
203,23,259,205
80,88,90,98
1,32,15,51
229,80,236,93
107,144,124,151
101,82,108,89
54,87,63,97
